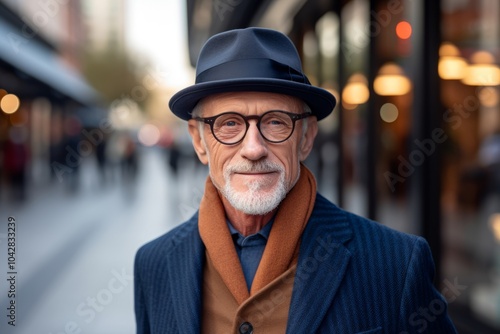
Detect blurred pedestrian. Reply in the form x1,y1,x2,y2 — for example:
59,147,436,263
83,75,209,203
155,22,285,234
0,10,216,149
95,131,109,185
479,129,500,195
63,116,83,193
134,27,457,333
3,127,29,202
121,133,138,184
167,140,181,177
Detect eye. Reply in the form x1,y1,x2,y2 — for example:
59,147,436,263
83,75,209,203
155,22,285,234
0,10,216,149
268,119,285,125
223,120,238,127
262,113,290,127
214,114,245,131
220,117,243,127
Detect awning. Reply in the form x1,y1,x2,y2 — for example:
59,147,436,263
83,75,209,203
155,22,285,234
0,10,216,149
0,19,100,105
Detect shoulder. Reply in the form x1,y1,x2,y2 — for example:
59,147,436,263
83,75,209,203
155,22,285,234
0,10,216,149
311,193,425,259
309,197,456,331
135,212,201,267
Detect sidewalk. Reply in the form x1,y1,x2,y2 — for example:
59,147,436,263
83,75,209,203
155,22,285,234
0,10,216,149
0,147,208,334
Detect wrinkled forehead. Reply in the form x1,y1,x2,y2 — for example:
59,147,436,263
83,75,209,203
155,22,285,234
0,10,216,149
197,91,304,116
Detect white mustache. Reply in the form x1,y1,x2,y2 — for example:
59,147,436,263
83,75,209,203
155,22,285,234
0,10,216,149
225,161,283,174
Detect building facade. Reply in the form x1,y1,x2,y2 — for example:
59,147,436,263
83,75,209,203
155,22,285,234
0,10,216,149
0,0,101,198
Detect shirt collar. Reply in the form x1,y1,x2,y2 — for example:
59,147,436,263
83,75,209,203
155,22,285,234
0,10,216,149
227,217,274,241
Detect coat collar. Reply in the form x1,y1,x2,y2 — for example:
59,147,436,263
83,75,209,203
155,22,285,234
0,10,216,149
164,194,353,333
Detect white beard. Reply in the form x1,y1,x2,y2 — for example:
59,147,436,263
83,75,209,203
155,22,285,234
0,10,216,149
215,160,290,215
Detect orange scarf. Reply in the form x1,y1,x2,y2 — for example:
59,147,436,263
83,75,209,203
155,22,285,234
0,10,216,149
198,164,317,305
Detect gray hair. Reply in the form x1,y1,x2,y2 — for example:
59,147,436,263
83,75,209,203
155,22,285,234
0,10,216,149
190,100,206,140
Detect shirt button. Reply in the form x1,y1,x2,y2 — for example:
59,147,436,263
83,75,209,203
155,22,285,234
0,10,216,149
239,321,253,334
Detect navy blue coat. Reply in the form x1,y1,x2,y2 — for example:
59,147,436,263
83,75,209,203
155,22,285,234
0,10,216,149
134,194,457,333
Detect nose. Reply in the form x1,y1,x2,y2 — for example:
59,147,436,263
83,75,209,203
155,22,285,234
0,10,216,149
239,121,268,161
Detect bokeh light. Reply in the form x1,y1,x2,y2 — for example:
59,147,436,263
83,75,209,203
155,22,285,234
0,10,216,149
342,73,370,105
439,56,467,80
374,63,412,96
1,94,20,114
462,51,500,86
380,103,399,123
478,87,499,107
138,123,161,146
490,213,500,242
396,21,412,39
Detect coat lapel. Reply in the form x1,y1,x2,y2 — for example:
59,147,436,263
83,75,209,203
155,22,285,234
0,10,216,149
165,218,205,333
286,196,353,333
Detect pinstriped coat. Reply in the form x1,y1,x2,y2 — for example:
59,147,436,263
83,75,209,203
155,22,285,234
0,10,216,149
134,194,457,333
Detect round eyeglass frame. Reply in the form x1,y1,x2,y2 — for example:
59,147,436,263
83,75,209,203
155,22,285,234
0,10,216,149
194,110,312,145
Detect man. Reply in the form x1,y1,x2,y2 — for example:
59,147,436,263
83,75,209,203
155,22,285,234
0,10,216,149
134,27,457,333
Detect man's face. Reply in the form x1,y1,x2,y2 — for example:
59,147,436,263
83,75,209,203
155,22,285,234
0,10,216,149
188,92,318,215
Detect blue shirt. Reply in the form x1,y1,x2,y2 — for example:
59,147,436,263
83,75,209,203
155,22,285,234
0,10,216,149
228,219,274,291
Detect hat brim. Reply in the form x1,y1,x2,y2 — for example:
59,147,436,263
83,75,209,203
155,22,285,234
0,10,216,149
169,78,337,121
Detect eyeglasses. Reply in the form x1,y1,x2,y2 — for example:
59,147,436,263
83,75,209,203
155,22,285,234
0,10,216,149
194,110,312,145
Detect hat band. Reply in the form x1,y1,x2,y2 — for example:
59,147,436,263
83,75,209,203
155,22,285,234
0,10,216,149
195,58,310,85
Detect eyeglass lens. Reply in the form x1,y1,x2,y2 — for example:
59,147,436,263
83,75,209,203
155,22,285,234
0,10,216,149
212,111,295,144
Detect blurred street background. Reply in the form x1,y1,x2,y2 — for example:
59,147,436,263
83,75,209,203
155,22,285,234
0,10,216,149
0,0,500,333
0,146,208,334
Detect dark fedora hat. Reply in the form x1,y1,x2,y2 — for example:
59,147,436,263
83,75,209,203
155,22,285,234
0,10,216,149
169,27,336,121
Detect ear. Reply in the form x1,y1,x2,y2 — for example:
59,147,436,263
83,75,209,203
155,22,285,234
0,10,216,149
299,117,318,161
188,119,209,165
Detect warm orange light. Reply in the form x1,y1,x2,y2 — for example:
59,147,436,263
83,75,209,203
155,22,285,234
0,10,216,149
439,43,461,57
462,64,500,86
396,21,412,40
374,63,412,96
471,51,496,64
478,87,499,107
1,94,20,114
462,51,500,86
490,213,500,242
439,57,467,80
342,100,358,110
342,73,370,105
438,42,468,80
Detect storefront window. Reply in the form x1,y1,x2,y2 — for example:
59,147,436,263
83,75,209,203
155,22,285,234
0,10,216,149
339,0,370,217
441,0,500,329
302,12,341,204
294,0,499,330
